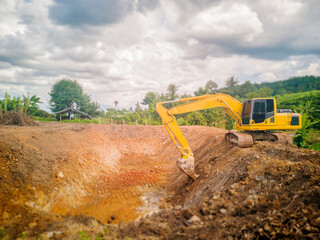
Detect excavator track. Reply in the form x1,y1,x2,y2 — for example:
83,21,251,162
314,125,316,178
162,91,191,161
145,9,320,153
270,132,294,144
225,131,254,148
225,131,293,148
247,131,294,144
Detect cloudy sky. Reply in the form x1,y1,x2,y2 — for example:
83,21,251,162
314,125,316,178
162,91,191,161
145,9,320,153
0,0,319,110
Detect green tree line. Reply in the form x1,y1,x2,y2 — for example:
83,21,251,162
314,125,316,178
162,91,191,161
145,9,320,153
2,76,320,133
1,76,319,149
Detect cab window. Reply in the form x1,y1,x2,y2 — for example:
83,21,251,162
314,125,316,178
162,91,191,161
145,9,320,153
242,101,251,124
266,99,275,119
252,101,266,123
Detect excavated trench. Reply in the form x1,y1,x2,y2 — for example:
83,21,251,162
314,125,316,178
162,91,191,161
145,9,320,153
0,123,225,228
1,123,320,239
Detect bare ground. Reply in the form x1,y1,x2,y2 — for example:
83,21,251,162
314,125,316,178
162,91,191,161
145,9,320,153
0,123,319,239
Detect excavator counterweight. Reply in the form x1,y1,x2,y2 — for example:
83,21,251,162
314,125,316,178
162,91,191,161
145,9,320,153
156,93,301,179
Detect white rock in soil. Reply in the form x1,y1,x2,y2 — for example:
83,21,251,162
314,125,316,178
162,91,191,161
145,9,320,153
188,215,201,224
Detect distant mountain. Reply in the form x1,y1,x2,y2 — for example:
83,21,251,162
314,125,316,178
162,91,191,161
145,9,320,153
260,76,320,95
218,75,320,99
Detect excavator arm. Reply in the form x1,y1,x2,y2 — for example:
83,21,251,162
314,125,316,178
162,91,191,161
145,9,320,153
156,93,243,179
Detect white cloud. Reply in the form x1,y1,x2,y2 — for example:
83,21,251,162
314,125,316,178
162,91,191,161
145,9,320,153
258,72,278,82
188,3,263,42
0,0,319,110
297,62,320,76
0,1,27,37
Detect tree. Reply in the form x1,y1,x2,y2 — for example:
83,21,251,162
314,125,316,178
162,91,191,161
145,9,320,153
294,100,316,118
166,84,179,101
203,108,225,127
142,92,157,107
49,79,84,112
185,111,207,126
181,93,192,98
81,93,100,116
142,91,158,111
23,93,30,114
226,76,239,88
194,87,208,96
17,97,22,114
4,92,10,114
245,87,274,99
294,112,320,148
114,100,119,108
194,80,218,96
49,79,100,116
12,96,17,112
205,80,218,94
135,102,142,113
28,95,41,115
0,100,2,118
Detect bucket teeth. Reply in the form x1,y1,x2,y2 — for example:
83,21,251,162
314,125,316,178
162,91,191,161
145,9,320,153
176,155,199,180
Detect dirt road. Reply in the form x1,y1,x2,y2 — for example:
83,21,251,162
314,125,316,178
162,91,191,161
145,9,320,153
0,123,319,239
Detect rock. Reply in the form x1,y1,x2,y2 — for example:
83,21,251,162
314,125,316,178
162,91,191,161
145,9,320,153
58,171,64,178
173,205,182,210
28,222,37,229
182,208,194,219
188,215,201,224
220,208,227,214
263,223,270,232
212,194,220,200
244,199,254,208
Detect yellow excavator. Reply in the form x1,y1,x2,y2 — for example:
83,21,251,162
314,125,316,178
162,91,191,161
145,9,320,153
156,93,301,180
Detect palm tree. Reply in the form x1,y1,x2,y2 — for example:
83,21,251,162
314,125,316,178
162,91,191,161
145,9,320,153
29,95,41,114
114,100,119,108
12,96,17,112
23,93,31,114
0,100,3,118
226,76,239,88
4,92,10,114
17,97,23,114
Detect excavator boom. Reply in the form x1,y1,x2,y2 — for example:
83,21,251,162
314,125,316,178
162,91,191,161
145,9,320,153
156,94,244,179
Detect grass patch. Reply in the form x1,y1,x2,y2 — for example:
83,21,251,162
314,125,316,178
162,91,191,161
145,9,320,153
32,116,56,122
31,116,161,125
308,130,320,144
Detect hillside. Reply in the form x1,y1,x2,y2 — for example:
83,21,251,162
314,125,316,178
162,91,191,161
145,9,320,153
218,75,320,99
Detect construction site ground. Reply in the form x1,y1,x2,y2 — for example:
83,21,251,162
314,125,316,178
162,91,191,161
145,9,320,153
0,123,319,239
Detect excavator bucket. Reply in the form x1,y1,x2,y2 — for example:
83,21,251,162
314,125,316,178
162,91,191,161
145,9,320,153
176,155,199,180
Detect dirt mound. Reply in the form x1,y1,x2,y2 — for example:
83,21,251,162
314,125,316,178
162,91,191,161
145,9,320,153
116,141,320,239
0,111,37,126
0,123,319,239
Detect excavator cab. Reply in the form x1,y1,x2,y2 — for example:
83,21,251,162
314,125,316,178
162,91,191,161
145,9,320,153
241,99,275,125
240,98,301,131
